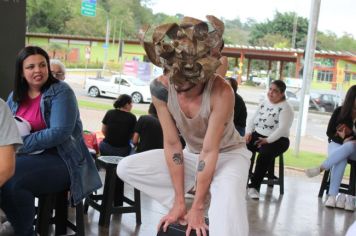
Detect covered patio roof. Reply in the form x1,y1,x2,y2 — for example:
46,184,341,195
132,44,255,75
222,45,356,62
221,45,356,83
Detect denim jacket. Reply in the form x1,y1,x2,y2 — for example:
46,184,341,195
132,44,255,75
7,81,102,205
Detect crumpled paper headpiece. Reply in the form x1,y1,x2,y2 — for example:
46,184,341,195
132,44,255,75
139,15,224,85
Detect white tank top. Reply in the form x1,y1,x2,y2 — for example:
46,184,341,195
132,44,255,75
167,76,245,154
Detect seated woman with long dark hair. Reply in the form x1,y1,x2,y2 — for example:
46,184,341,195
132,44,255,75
1,46,102,236
306,85,356,210
99,94,137,156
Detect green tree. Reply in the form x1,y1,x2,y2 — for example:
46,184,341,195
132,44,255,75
27,0,74,33
257,33,290,48
336,34,356,52
248,11,308,48
317,31,338,50
224,18,249,45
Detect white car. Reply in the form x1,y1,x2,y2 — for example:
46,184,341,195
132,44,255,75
85,74,151,103
251,76,268,87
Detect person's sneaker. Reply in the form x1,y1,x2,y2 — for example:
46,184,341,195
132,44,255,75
247,188,260,199
336,194,346,208
184,193,195,199
185,188,196,199
345,195,355,211
325,196,336,208
0,221,15,236
305,167,321,178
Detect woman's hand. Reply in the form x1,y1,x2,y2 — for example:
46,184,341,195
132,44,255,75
184,208,209,236
245,133,252,144
343,136,354,144
255,137,268,148
158,202,187,232
337,128,347,139
336,124,352,139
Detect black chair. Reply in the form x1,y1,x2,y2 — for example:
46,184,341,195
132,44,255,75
318,159,356,198
84,156,141,228
248,153,285,195
35,191,85,236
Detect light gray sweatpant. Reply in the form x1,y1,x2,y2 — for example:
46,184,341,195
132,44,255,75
117,148,251,236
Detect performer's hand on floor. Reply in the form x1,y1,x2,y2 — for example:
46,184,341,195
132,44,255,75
158,202,187,232
184,208,208,236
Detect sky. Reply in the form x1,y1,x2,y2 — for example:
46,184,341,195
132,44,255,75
147,0,356,38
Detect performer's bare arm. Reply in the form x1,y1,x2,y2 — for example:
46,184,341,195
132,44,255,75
185,77,235,234
151,78,186,231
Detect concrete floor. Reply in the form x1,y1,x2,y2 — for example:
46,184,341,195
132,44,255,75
62,169,356,236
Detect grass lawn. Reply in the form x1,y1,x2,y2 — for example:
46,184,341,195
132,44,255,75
78,99,351,176
78,100,147,116
283,149,350,176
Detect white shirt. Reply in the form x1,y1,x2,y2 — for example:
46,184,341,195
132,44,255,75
246,99,294,143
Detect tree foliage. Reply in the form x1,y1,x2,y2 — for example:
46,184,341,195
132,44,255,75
257,33,290,48
25,1,355,52
27,0,74,33
224,18,250,45
249,11,308,48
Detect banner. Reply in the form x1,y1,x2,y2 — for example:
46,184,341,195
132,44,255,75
123,61,139,76
123,60,152,81
137,62,151,81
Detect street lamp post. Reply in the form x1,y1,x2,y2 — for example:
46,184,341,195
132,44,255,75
103,16,110,71
118,20,123,63
294,0,321,156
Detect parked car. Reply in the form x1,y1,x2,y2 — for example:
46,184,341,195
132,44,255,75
285,90,300,109
251,76,269,87
85,74,151,103
309,92,341,113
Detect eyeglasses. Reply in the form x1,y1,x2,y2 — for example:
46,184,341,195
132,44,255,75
52,72,65,79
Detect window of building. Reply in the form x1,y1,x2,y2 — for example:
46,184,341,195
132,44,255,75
317,70,333,82
345,72,351,82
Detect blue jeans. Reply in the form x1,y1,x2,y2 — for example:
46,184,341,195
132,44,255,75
1,150,70,236
322,141,356,196
99,141,130,157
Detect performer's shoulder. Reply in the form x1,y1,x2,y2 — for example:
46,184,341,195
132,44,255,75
211,75,234,101
212,75,231,91
150,77,168,102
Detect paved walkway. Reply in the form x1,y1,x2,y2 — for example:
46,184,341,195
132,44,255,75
73,172,354,236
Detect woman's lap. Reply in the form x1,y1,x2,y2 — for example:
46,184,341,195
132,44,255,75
3,151,70,195
99,141,130,156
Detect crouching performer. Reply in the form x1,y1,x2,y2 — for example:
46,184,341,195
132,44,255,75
117,15,251,236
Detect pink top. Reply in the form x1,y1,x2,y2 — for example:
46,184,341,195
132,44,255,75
16,94,46,132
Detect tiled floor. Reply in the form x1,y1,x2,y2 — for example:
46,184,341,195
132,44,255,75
62,169,356,236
